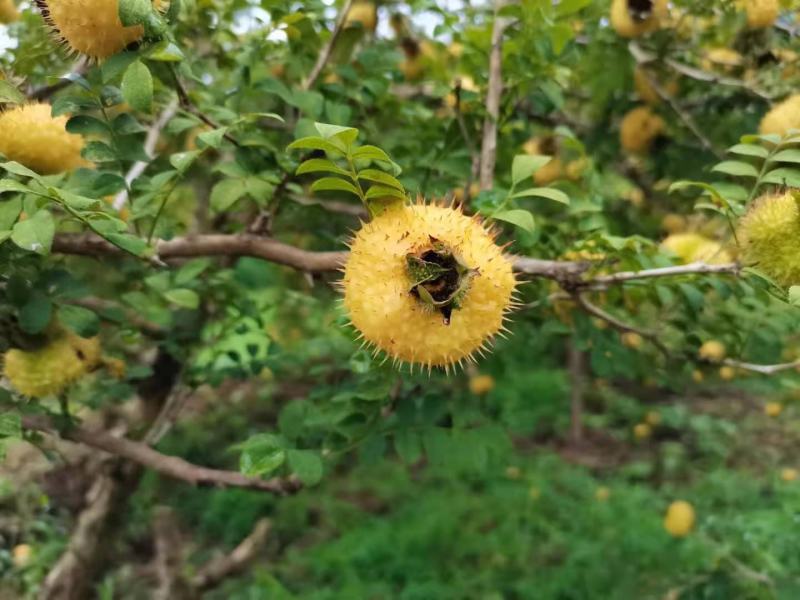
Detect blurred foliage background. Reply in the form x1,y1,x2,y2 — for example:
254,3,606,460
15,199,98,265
2,0,800,598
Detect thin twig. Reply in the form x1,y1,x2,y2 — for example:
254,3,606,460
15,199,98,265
479,1,514,190
302,0,355,91
588,262,741,286
28,59,88,101
192,519,272,591
113,100,179,211
723,357,800,375
170,68,240,147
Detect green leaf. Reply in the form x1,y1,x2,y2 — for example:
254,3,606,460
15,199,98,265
511,154,552,185
112,113,147,135
0,231,11,244
238,433,286,477
1,161,41,180
170,150,202,172
0,197,22,229
121,60,153,113
394,429,421,464
104,232,149,257
82,141,118,163
210,179,248,212
314,122,358,146
549,22,573,56
19,291,52,334
727,143,769,158
146,40,185,62
164,288,200,309
512,187,570,205
710,160,759,178
196,128,228,149
286,136,344,155
59,304,101,337
556,0,592,16
286,449,323,485
365,185,406,200
0,80,25,105
118,0,151,26
11,211,55,254
357,169,404,191
57,190,103,211
351,145,392,163
0,413,21,439
789,286,800,307
0,180,29,195
66,115,110,136
311,177,361,196
761,168,800,187
492,208,535,232
296,158,350,176
769,149,800,164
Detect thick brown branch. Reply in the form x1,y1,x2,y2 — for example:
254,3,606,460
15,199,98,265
192,519,272,592
22,415,301,495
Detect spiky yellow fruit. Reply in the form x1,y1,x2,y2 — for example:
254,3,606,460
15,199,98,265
738,191,800,286
781,467,798,482
645,410,662,426
719,366,736,381
37,0,167,59
0,0,19,23
701,48,744,72
3,332,101,397
469,374,495,395
698,340,726,362
0,103,86,175
620,106,665,154
621,332,643,349
759,94,800,136
342,202,516,370
765,401,783,417
660,233,732,265
610,0,668,38
692,369,704,383
664,500,695,537
595,486,611,501
745,0,779,28
344,1,377,31
633,422,652,440
12,544,31,568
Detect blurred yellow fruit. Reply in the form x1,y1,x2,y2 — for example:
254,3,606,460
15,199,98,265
661,213,687,234
400,57,424,81
452,182,480,204
505,466,522,479
12,544,31,568
469,374,495,395
621,332,643,349
0,0,19,23
719,366,736,381
645,411,662,426
610,0,668,38
759,94,800,136
745,0,779,28
270,63,286,79
620,106,665,154
634,67,679,105
765,401,783,417
698,340,726,362
660,233,732,265
663,500,695,537
692,369,704,383
781,467,798,482
595,486,611,501
522,136,563,184
448,42,464,58
633,422,652,440
702,48,744,72
345,2,377,31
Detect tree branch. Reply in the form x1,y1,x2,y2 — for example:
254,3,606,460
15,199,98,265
723,357,800,375
22,415,301,495
479,1,514,190
302,0,355,91
574,294,669,356
191,519,272,592
587,261,741,285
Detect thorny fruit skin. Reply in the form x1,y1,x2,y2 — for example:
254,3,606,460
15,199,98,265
342,202,516,370
37,0,167,59
619,106,665,154
3,332,101,397
663,500,695,537
738,191,800,286
745,0,779,29
0,103,86,175
759,94,800,136
610,0,668,38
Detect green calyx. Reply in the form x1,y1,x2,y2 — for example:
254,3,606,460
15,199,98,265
405,237,479,325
